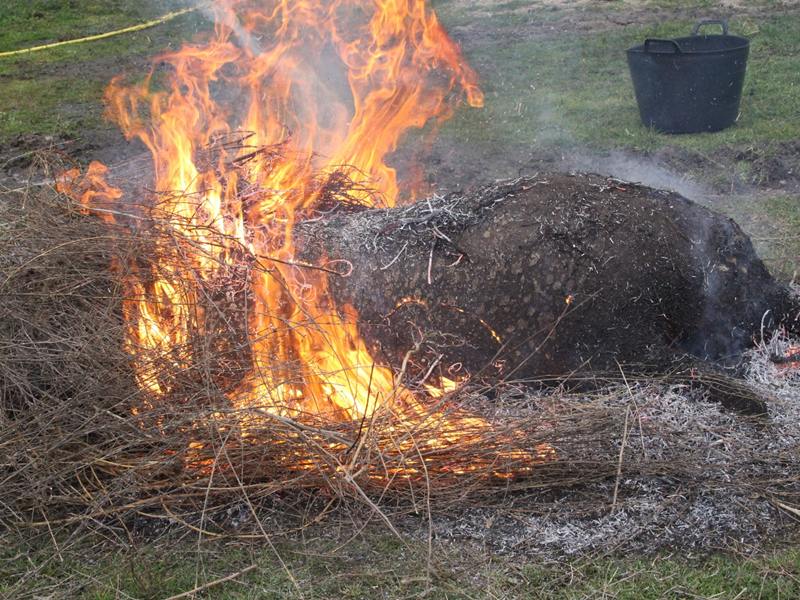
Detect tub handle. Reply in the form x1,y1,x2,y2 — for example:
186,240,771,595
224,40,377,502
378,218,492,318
692,19,729,36
644,39,682,54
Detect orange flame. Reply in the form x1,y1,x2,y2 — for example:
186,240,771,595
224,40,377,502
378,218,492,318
61,0,546,475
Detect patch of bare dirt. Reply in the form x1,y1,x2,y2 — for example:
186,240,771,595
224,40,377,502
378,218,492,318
0,131,144,192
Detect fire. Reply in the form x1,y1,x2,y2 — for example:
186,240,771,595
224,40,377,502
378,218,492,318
59,0,547,477
424,376,460,399
776,345,800,371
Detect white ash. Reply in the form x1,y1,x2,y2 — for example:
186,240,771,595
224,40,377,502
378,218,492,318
401,335,800,557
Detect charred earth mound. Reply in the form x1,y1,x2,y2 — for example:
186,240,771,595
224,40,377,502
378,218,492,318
301,173,800,409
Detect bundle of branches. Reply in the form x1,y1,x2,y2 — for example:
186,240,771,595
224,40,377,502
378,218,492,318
0,174,578,534
1,164,798,552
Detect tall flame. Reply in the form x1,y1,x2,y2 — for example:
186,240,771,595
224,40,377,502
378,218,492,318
60,0,522,450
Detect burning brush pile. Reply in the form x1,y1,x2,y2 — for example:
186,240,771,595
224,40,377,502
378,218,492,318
1,0,799,551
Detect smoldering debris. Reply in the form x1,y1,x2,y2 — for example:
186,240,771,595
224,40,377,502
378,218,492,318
403,332,800,557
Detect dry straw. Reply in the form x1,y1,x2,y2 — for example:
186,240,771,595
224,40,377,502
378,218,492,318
1,154,798,557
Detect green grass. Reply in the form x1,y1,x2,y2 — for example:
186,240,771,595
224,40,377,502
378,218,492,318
0,1,133,51
0,74,107,139
1,1,798,156
767,196,800,230
0,1,206,140
438,14,800,156
0,0,187,51
763,195,800,278
2,533,799,599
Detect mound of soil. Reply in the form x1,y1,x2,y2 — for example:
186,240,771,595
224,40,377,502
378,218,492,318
301,173,799,391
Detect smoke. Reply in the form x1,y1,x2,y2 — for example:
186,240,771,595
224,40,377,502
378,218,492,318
564,150,708,201
199,1,264,56
513,67,710,201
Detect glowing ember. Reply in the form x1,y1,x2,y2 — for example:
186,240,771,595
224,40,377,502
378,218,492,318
59,0,549,477
424,376,460,399
775,345,800,371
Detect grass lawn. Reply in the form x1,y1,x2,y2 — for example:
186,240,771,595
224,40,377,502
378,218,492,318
1,0,798,160
0,1,205,140
3,532,800,599
0,1,188,50
440,15,800,154
1,0,799,597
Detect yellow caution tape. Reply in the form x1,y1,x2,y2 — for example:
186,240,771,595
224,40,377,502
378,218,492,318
0,7,198,59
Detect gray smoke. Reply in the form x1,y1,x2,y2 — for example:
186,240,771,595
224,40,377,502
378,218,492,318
199,2,264,56
564,150,708,202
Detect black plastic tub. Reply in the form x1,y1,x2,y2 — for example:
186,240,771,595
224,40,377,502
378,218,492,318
627,20,750,134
